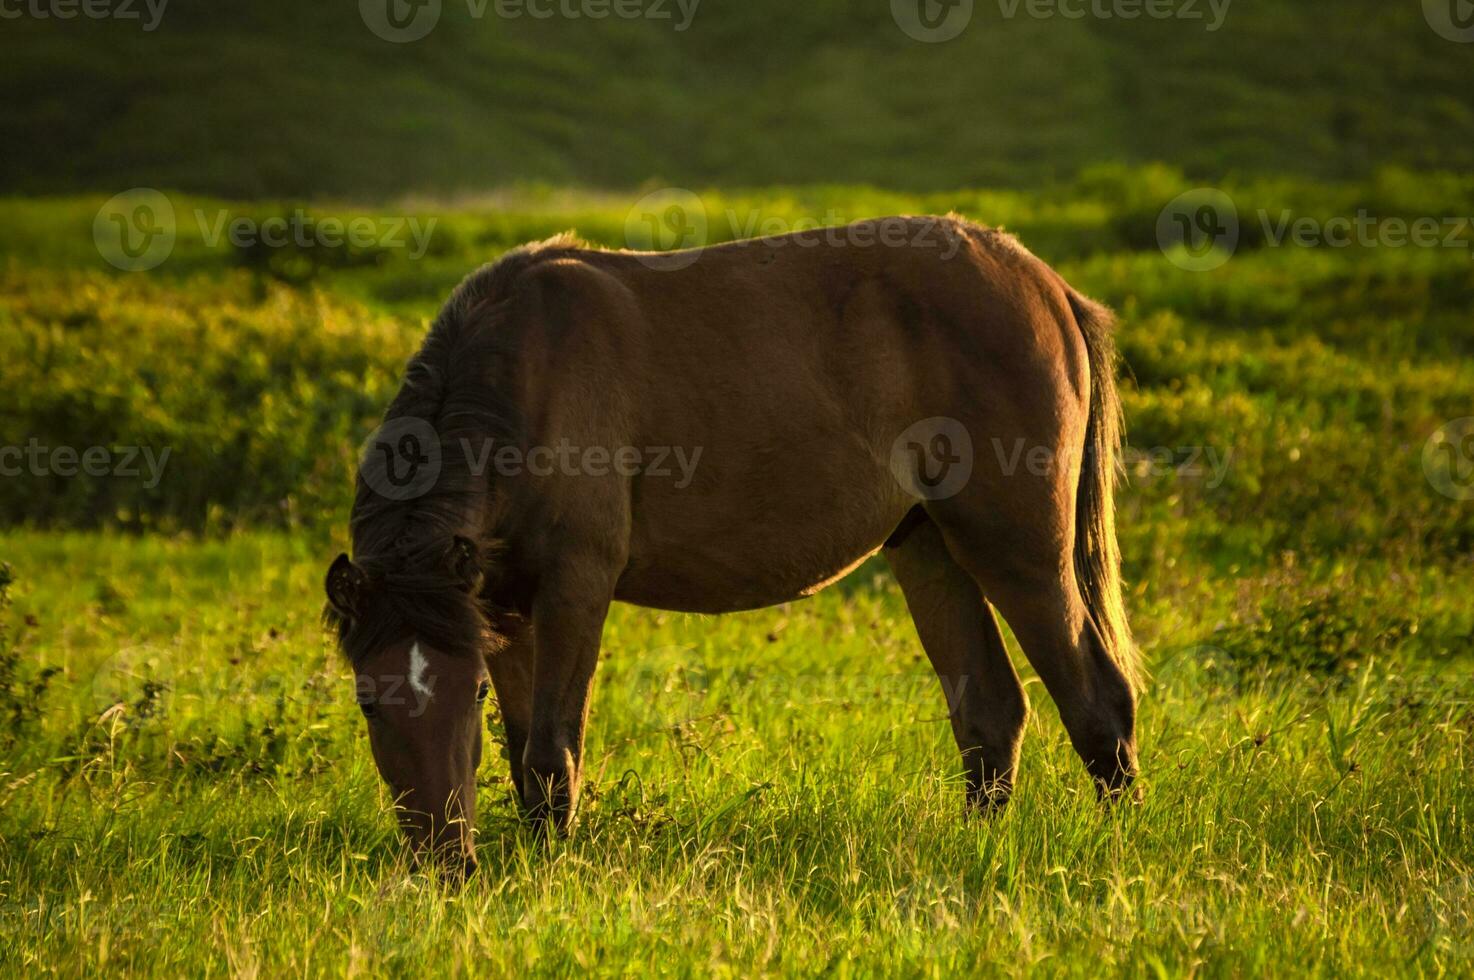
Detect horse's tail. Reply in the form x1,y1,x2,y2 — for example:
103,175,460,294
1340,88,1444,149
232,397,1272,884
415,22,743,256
1066,288,1144,694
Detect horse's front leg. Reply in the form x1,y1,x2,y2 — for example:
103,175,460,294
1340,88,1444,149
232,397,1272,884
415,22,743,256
484,615,535,806
522,557,616,833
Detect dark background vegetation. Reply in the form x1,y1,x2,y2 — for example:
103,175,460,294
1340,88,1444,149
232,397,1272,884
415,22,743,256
3,0,1474,197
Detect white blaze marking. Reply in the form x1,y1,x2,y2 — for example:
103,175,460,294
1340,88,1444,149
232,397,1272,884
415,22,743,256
408,642,433,702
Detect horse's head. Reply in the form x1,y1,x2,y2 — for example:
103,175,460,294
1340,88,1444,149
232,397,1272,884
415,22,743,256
324,537,492,880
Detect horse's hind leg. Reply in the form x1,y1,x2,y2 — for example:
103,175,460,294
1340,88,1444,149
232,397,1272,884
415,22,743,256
992,574,1136,798
932,513,1138,799
885,513,1029,812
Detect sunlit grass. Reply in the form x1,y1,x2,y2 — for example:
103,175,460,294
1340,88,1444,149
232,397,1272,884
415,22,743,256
0,532,1469,976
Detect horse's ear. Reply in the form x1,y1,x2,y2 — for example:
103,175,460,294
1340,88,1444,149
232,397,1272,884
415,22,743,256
326,553,366,619
449,536,483,594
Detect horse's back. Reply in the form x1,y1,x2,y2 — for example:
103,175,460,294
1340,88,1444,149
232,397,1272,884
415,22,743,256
481,218,1088,612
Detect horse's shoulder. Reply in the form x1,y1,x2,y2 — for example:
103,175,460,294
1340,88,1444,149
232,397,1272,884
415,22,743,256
499,248,641,319
447,233,593,310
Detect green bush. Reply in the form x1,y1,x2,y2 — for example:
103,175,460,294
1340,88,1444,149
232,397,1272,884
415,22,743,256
0,565,60,748
0,267,415,530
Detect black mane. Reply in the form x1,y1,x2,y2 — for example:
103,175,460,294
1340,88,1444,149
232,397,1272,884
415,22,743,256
325,235,586,662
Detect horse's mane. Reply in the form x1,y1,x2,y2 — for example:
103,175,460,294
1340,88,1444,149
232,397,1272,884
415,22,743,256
325,234,587,663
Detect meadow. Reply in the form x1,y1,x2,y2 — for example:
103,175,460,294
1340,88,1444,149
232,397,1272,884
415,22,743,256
1,171,1472,975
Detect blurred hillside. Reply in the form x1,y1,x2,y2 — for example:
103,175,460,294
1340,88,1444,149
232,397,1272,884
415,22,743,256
2,0,1473,198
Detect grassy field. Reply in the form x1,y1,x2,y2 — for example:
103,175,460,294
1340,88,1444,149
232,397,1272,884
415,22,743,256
1,531,1471,975
1,178,1473,974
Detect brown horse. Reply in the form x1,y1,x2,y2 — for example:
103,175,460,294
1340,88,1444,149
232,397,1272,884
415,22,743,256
324,216,1142,876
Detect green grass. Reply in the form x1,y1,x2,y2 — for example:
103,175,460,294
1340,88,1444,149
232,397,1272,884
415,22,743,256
0,532,1470,975
3,1,1474,197
1,178,1473,974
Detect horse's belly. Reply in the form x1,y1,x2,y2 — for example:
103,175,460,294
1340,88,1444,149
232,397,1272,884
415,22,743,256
613,516,900,614
610,411,916,613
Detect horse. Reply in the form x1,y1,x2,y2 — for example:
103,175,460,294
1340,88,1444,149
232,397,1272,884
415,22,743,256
324,215,1142,877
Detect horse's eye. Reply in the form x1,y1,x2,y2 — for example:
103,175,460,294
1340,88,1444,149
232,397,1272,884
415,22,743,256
359,699,377,718
476,681,490,704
